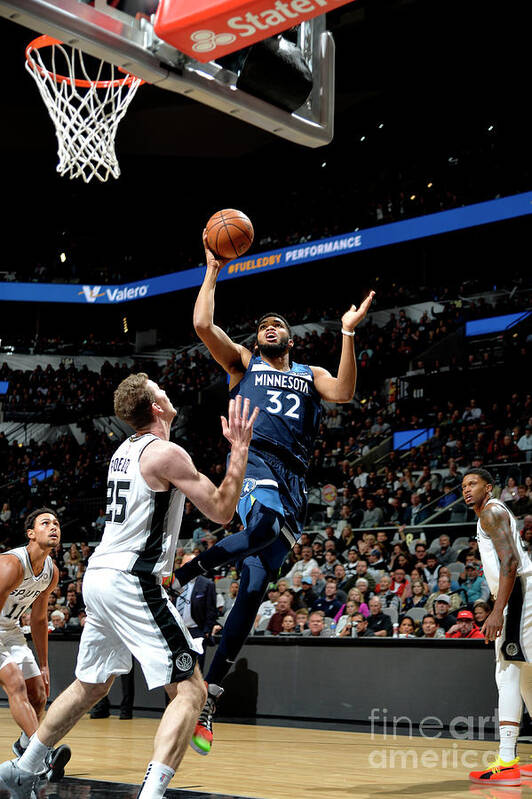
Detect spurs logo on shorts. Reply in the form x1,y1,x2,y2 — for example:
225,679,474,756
505,642,519,657
175,652,193,672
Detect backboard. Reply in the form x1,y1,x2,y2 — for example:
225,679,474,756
1,0,336,147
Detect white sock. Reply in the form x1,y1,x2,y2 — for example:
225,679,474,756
137,761,175,798
17,733,51,774
499,724,519,762
19,731,31,748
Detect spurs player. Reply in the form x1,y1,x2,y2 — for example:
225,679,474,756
463,468,532,786
0,508,71,782
0,374,257,799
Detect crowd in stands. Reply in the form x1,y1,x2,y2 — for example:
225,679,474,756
0,350,215,422
2,333,134,358
245,528,499,640
19,519,532,641
2,284,530,426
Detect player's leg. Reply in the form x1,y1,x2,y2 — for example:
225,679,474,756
0,676,113,795
0,566,128,790
36,677,115,747
174,501,284,588
92,568,203,797
206,552,277,686
0,661,40,739
192,533,290,756
3,639,74,783
10,674,47,759
516,662,532,778
469,656,522,784
24,675,47,722
135,666,207,799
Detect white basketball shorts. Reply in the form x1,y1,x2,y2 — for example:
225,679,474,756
75,568,198,690
496,574,532,665
0,626,41,680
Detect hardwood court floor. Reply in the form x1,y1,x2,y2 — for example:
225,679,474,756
1,709,532,799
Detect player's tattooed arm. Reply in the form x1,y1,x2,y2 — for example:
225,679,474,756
480,504,518,642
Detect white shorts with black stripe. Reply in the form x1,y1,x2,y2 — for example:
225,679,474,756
75,568,198,690
0,627,41,680
496,575,532,666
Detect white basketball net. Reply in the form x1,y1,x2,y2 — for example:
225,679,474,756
25,40,143,183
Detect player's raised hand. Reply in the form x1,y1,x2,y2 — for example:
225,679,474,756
203,229,231,273
221,394,259,449
341,291,376,332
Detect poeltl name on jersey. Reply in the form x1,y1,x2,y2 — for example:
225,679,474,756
110,457,131,474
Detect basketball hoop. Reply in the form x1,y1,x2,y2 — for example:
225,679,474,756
25,36,145,183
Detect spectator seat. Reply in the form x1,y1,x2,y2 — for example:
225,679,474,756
382,605,398,626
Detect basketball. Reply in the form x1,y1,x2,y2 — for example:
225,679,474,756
205,209,254,260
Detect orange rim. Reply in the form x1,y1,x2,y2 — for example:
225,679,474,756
25,35,145,87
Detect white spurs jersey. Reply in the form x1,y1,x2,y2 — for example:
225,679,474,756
477,497,532,597
0,547,54,632
88,433,185,578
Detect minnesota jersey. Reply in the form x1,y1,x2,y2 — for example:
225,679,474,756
0,547,54,632
88,433,185,578
230,355,322,470
477,498,532,597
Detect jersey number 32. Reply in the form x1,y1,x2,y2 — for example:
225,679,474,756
265,390,300,419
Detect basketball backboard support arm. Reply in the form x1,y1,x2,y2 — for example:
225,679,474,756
1,0,334,147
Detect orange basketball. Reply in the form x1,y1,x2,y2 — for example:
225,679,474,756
205,209,254,260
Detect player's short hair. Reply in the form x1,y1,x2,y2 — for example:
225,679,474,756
464,468,494,485
114,372,156,429
25,507,59,535
256,312,292,337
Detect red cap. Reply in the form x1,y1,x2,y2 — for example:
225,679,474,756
457,610,474,620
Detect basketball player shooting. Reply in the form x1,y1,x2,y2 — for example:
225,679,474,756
0,509,71,783
173,231,375,755
463,469,532,786
0,377,258,799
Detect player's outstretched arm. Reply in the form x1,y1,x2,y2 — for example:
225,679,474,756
193,231,252,376
151,395,258,524
480,505,518,642
311,292,375,403
30,564,59,696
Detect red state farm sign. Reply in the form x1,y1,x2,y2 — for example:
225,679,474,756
154,0,354,62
